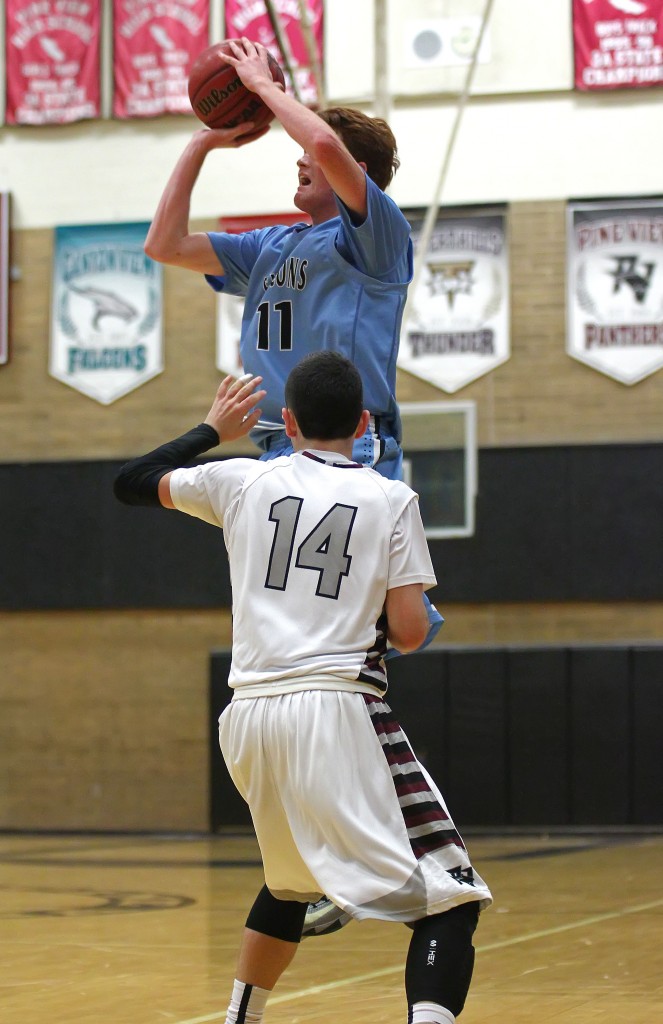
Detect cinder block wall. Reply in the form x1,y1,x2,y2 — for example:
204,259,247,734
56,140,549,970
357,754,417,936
2,202,662,831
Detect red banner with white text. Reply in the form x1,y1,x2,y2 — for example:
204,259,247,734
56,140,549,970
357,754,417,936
224,0,324,106
573,0,663,90
113,0,209,118
5,0,100,124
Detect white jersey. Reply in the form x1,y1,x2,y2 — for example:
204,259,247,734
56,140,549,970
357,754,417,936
170,449,436,697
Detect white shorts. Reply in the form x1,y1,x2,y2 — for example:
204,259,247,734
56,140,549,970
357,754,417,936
218,689,492,923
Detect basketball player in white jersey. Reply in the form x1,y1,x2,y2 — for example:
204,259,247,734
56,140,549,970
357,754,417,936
146,37,444,936
114,352,492,1024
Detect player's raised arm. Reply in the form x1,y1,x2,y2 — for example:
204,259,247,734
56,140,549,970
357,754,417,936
222,38,368,220
113,374,265,510
144,126,266,273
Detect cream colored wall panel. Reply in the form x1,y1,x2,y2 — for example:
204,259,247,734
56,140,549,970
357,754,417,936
1,119,301,230
5,87,662,231
389,0,573,97
388,90,663,208
324,0,376,102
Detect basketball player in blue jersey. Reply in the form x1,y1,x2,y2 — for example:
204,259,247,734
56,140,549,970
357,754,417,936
145,35,443,934
114,353,491,1024
146,36,409,475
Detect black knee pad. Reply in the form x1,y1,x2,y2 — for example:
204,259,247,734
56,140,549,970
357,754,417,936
245,885,308,943
405,902,480,1018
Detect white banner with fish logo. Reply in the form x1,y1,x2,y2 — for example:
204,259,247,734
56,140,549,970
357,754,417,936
50,223,162,404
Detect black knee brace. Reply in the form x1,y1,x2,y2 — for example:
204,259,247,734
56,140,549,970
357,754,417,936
245,885,308,943
405,902,480,1018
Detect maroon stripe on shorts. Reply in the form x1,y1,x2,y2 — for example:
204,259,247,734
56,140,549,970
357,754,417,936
364,694,465,860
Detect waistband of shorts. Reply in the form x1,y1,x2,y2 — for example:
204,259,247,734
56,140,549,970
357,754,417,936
229,675,385,700
256,415,395,453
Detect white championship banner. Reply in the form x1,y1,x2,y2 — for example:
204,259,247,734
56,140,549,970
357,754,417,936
399,209,510,393
50,222,163,404
567,200,663,385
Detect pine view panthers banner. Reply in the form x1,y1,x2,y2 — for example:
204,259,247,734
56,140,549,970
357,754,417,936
113,0,209,118
567,200,663,384
573,0,663,90
5,0,100,124
50,223,163,404
399,210,510,394
225,0,323,106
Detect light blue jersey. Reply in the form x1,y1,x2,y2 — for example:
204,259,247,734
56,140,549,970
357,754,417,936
206,175,412,449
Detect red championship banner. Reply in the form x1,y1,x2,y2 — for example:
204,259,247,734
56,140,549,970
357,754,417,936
113,0,209,118
112,0,209,117
225,0,324,106
0,194,10,366
5,0,100,125
573,0,663,90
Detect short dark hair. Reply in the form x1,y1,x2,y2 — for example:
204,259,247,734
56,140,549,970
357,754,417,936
318,107,400,191
285,351,364,440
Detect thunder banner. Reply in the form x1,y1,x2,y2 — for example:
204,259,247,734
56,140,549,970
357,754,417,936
5,0,100,124
113,0,209,118
224,0,323,106
398,209,510,394
50,223,163,404
567,200,663,384
573,0,663,90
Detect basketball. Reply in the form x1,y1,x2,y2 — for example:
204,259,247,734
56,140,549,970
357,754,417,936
188,41,285,135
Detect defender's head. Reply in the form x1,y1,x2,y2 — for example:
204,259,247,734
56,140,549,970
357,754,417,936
284,351,365,441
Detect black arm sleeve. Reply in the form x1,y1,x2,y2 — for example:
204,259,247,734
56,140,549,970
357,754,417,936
113,423,220,507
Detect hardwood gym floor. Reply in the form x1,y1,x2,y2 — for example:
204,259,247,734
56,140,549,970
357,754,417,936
1,831,661,1023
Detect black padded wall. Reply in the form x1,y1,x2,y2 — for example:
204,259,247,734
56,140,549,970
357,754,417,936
209,645,663,830
2,442,662,609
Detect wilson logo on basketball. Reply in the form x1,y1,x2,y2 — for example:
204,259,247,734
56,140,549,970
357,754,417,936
196,78,242,118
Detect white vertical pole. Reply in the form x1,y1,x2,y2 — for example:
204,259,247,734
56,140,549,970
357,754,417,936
264,0,304,103
403,0,496,329
296,0,325,106
374,0,390,123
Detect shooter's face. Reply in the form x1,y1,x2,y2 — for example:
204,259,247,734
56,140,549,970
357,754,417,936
294,153,336,222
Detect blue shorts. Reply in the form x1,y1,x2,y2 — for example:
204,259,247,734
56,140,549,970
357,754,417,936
259,421,403,480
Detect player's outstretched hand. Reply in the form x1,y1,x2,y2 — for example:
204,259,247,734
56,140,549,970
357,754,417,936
204,374,266,442
222,37,284,95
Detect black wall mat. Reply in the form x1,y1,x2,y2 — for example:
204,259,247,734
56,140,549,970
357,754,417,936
569,648,631,825
632,648,663,825
2,443,662,609
209,645,663,831
508,648,570,826
209,651,251,829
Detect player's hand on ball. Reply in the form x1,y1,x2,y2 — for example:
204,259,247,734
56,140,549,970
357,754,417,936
194,123,270,150
223,37,284,95
204,374,266,441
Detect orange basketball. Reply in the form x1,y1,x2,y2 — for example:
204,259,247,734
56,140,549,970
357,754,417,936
188,41,285,135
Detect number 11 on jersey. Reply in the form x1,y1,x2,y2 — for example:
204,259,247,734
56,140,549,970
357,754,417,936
257,300,293,351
